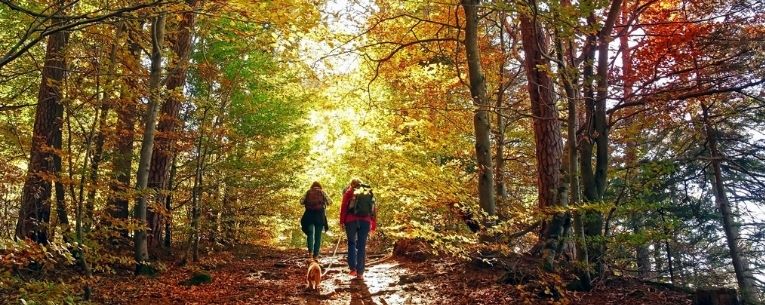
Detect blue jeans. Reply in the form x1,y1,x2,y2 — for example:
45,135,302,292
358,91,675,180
345,220,371,275
306,224,323,257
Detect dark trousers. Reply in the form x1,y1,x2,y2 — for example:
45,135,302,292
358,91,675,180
306,224,323,257
345,220,371,275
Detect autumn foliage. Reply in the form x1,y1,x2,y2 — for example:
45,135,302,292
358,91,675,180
0,0,764,304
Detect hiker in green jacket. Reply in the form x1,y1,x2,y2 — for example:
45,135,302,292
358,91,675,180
300,181,330,260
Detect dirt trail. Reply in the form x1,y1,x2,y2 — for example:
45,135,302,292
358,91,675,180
94,245,439,305
93,245,693,305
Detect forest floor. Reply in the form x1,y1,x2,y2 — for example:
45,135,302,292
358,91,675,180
91,244,694,305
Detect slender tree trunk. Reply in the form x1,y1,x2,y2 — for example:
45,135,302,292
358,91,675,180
183,108,208,264
461,0,496,218
108,21,143,239
617,3,651,279
75,138,93,300
16,17,69,244
221,179,237,246
147,0,200,251
518,3,565,270
654,241,664,280
164,155,177,249
54,181,68,227
85,25,121,228
495,16,508,205
702,103,759,304
578,0,622,274
665,238,675,283
53,107,69,231
553,0,591,283
135,14,166,273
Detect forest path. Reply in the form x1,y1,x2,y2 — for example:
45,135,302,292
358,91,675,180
93,244,693,305
93,245,442,305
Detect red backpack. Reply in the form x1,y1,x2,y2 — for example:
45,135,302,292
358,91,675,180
304,188,326,210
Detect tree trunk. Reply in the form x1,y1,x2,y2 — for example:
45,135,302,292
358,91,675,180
553,0,591,284
85,25,121,228
702,103,759,304
84,25,120,228
617,3,651,279
164,155,177,249
135,14,166,272
221,181,237,245
183,108,208,264
495,16,508,205
635,226,651,278
518,5,565,270
147,0,200,251
654,241,664,280
461,0,496,218
16,19,69,244
107,21,143,239
578,0,622,273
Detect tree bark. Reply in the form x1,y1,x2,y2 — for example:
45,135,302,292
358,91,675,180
164,155,177,248
578,0,622,273
85,24,121,228
702,103,759,304
518,3,565,270
147,0,200,250
135,14,166,272
107,20,143,238
221,182,236,245
495,15,508,205
461,0,496,218
16,17,69,244
183,108,208,264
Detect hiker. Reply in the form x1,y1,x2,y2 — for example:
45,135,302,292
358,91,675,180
301,181,330,260
340,178,377,280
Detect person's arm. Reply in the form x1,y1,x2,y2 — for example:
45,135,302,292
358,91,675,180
340,188,350,226
322,190,332,205
300,191,308,206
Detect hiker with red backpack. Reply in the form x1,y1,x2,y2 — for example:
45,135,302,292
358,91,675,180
301,181,331,260
340,178,377,280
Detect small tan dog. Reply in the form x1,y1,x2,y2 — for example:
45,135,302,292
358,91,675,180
306,259,322,291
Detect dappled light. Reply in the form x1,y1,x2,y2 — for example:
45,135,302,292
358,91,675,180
1,0,764,304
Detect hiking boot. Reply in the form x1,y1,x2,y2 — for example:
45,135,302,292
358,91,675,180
355,273,364,281
349,269,357,276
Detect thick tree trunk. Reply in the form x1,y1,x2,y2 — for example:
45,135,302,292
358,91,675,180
702,103,759,304
147,0,200,250
519,7,565,270
461,0,496,218
135,14,166,272
16,23,69,244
